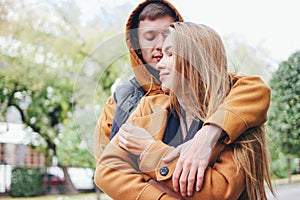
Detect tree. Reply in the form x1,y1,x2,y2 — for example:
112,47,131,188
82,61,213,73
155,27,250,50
223,34,275,82
0,0,87,194
268,51,300,183
0,0,134,195
0,59,79,193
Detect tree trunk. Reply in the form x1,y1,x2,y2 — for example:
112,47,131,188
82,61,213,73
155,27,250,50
60,165,79,195
287,154,292,184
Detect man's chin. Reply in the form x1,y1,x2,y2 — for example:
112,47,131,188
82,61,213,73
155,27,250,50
145,64,160,80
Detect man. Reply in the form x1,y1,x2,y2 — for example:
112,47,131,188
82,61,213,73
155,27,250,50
94,0,270,197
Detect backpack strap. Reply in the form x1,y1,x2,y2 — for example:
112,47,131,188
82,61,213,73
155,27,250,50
110,78,144,139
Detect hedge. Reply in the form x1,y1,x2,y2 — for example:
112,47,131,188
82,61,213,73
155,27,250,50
10,167,45,197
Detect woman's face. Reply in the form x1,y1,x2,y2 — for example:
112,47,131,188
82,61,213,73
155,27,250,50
155,35,174,92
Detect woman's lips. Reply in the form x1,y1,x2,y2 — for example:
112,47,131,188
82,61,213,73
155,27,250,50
159,72,169,81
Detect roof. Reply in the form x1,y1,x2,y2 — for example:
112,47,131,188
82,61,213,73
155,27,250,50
0,122,30,144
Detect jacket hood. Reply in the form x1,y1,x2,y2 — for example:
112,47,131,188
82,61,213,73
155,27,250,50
125,0,184,93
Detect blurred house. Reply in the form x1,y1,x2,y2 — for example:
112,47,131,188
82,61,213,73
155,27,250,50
0,122,46,193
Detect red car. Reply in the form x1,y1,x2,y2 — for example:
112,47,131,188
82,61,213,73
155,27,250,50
42,173,65,186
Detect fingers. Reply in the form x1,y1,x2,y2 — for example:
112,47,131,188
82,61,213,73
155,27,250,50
196,168,205,191
118,133,131,150
186,165,198,196
119,129,136,147
172,159,183,193
162,147,181,163
176,159,198,197
178,161,189,197
121,123,132,131
120,124,134,134
173,159,207,197
118,129,129,143
121,123,151,138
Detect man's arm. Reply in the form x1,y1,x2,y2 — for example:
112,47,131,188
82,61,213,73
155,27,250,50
94,96,116,161
139,141,245,200
204,73,271,143
163,74,271,194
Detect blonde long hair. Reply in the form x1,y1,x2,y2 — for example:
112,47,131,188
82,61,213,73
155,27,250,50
232,125,275,199
169,22,229,120
169,22,274,199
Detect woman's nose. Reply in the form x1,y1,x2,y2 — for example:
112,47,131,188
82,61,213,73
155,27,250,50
156,60,165,70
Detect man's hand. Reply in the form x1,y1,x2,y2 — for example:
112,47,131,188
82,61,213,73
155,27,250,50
162,124,222,197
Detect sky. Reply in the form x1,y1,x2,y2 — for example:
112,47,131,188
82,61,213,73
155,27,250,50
168,0,300,64
26,0,300,65
73,0,300,65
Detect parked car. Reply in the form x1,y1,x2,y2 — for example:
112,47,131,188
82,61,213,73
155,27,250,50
42,173,65,186
68,167,94,191
45,166,95,191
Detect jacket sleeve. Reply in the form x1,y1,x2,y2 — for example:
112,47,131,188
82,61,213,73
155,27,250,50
139,141,245,200
94,96,116,161
94,96,177,200
204,74,271,143
94,137,178,200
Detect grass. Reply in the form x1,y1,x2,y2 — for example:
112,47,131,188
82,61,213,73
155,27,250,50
0,192,112,200
273,174,300,185
2,175,300,200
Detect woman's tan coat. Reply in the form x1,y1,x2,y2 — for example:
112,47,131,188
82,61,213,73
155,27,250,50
95,94,247,199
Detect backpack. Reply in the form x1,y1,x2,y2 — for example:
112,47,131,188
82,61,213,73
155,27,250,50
110,78,145,139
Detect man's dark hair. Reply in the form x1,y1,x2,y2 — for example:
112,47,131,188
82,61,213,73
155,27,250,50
130,1,178,59
138,2,177,21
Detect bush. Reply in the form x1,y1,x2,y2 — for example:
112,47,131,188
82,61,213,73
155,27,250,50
271,155,296,179
10,167,45,197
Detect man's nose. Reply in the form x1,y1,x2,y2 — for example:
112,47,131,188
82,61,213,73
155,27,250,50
155,34,164,50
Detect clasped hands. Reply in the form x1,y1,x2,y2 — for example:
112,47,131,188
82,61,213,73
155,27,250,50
118,123,222,197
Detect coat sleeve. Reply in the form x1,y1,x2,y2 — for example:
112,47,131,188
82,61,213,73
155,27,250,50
94,137,177,200
94,96,116,161
204,74,271,143
139,141,246,200
94,96,176,200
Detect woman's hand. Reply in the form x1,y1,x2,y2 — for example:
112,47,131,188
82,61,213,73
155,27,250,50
118,123,155,156
162,124,222,197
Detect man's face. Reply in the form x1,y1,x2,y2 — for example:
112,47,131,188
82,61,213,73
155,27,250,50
138,16,174,69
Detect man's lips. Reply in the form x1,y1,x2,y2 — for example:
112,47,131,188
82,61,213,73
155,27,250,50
153,55,162,62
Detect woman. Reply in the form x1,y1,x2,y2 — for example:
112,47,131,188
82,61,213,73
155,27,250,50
95,22,275,200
